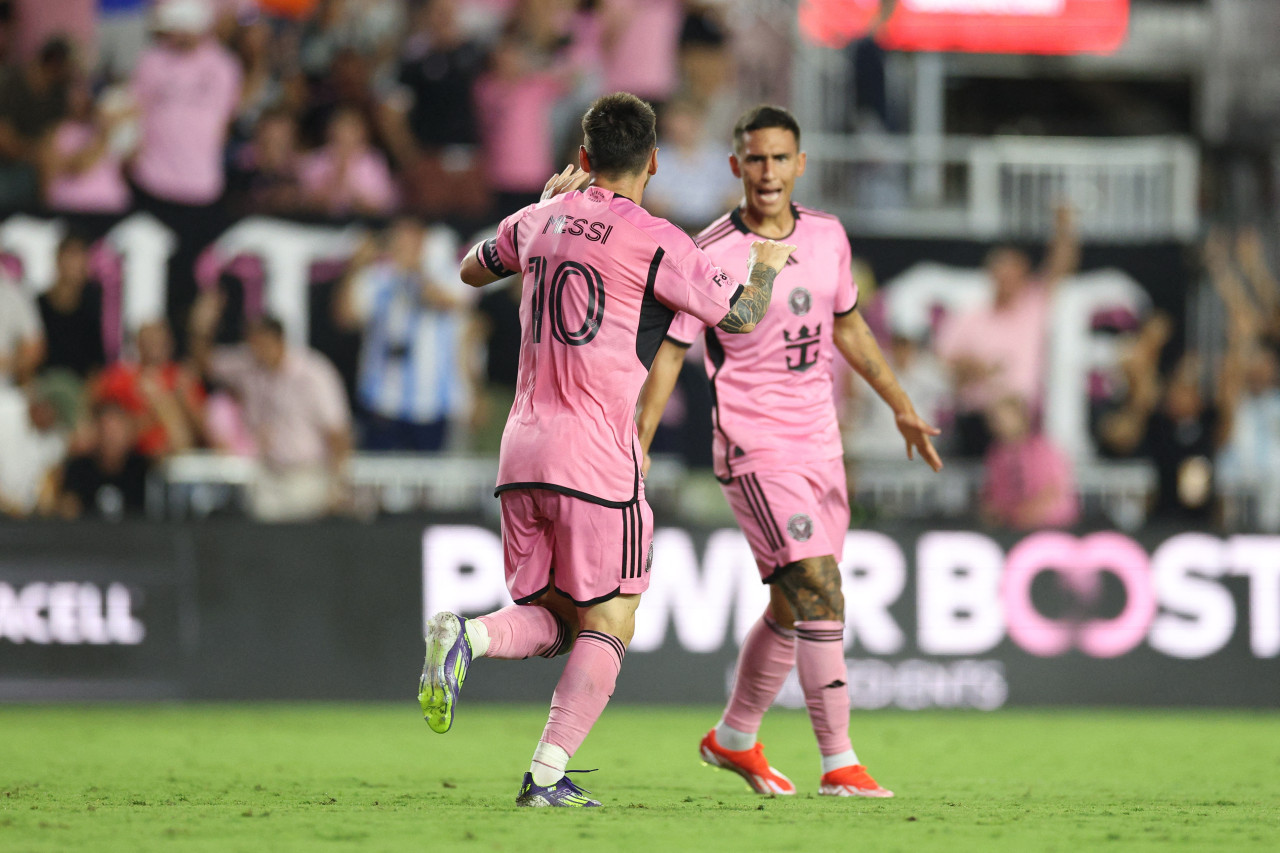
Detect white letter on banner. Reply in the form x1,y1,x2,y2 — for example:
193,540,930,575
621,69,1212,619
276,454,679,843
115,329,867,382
917,531,1005,655
841,531,905,654
633,529,764,653
422,526,506,632
105,213,176,335
1228,536,1280,658
1149,533,1235,659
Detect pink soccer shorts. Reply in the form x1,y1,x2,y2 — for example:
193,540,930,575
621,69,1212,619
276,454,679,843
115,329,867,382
721,457,851,581
500,488,654,606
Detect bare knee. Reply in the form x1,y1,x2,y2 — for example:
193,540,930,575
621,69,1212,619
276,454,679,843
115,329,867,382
577,593,641,647
776,556,843,621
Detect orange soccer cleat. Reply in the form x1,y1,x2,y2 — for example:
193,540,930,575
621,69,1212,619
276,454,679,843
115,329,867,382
818,764,894,798
698,729,796,796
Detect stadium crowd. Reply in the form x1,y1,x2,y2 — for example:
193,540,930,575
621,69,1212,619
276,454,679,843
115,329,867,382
0,0,1277,531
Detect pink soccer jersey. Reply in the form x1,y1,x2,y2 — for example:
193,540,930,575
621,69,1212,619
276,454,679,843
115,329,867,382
485,186,745,505
667,205,858,480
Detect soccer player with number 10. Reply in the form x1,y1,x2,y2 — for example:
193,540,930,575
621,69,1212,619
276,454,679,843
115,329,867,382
420,92,795,807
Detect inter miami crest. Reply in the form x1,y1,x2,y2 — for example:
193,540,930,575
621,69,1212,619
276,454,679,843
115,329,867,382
787,513,814,542
788,287,811,316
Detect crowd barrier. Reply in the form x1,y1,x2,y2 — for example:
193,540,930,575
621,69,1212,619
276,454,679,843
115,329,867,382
2,518,1276,709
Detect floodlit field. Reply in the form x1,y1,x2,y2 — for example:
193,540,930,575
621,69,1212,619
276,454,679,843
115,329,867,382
1,703,1277,852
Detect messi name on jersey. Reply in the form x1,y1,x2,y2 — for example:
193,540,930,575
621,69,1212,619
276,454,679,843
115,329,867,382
542,215,615,243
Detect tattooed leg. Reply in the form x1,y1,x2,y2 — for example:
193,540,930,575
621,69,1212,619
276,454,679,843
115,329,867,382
777,556,855,761
775,556,844,622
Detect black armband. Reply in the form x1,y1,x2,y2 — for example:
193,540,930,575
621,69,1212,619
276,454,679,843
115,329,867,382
476,238,513,278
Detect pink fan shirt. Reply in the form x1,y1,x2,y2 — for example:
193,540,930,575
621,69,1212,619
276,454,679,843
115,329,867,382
982,433,1079,528
473,71,566,194
935,284,1051,413
131,40,242,205
298,147,398,216
45,121,131,214
485,187,745,506
667,205,859,480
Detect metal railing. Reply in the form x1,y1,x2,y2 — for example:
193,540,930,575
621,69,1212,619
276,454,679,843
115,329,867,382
799,132,1200,242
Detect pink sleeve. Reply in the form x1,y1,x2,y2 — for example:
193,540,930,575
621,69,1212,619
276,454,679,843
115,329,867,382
652,237,742,328
310,356,352,431
665,311,704,346
219,52,243,122
130,51,159,107
477,207,526,277
934,310,969,362
356,153,398,214
834,232,858,315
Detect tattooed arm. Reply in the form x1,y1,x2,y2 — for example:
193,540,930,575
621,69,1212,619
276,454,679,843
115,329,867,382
833,309,944,471
717,239,795,334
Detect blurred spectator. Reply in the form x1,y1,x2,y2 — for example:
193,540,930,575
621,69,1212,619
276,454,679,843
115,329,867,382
599,0,682,109
55,400,150,521
1145,354,1227,523
0,380,67,517
1207,228,1280,530
471,277,520,453
0,275,45,387
131,0,241,206
230,15,299,141
334,219,478,451
130,0,242,339
190,295,352,521
39,81,133,214
299,107,398,217
936,205,1079,457
299,0,405,82
37,234,107,379
98,0,151,82
94,320,205,457
473,30,570,213
981,394,1078,530
1093,312,1172,459
392,0,490,218
227,109,304,216
845,329,952,461
676,2,738,137
643,99,739,231
11,0,96,65
0,37,74,209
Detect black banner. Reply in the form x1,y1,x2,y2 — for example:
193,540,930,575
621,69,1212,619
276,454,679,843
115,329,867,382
2,519,1277,707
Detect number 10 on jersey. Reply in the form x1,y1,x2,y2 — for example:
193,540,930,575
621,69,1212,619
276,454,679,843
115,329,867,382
529,256,606,347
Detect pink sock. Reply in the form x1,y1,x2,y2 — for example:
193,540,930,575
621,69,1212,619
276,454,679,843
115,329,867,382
539,630,626,757
722,609,796,735
794,620,853,757
477,606,569,660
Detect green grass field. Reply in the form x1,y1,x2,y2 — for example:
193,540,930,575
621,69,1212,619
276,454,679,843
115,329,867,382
2,703,1277,852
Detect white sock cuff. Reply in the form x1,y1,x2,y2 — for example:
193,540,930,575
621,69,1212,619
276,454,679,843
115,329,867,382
820,749,859,775
464,618,490,657
530,741,570,786
714,720,758,752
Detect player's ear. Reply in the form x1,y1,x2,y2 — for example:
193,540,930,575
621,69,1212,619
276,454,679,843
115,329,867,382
729,152,742,179
647,147,658,176
796,150,807,177
579,145,591,173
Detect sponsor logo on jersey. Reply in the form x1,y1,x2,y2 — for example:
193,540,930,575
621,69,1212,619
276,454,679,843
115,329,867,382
787,513,814,542
783,324,822,372
788,287,811,316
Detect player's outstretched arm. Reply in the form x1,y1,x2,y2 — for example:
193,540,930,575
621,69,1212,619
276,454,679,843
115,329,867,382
635,339,688,474
833,309,943,472
717,240,796,334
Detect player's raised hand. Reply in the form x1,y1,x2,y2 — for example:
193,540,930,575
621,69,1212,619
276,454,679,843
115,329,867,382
896,410,944,472
541,164,591,201
748,239,797,272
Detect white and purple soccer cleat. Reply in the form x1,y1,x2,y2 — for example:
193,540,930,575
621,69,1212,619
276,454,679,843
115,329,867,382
420,612,473,733
515,772,602,808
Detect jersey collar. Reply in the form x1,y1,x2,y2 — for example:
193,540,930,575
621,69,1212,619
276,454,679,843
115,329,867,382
729,203,800,239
